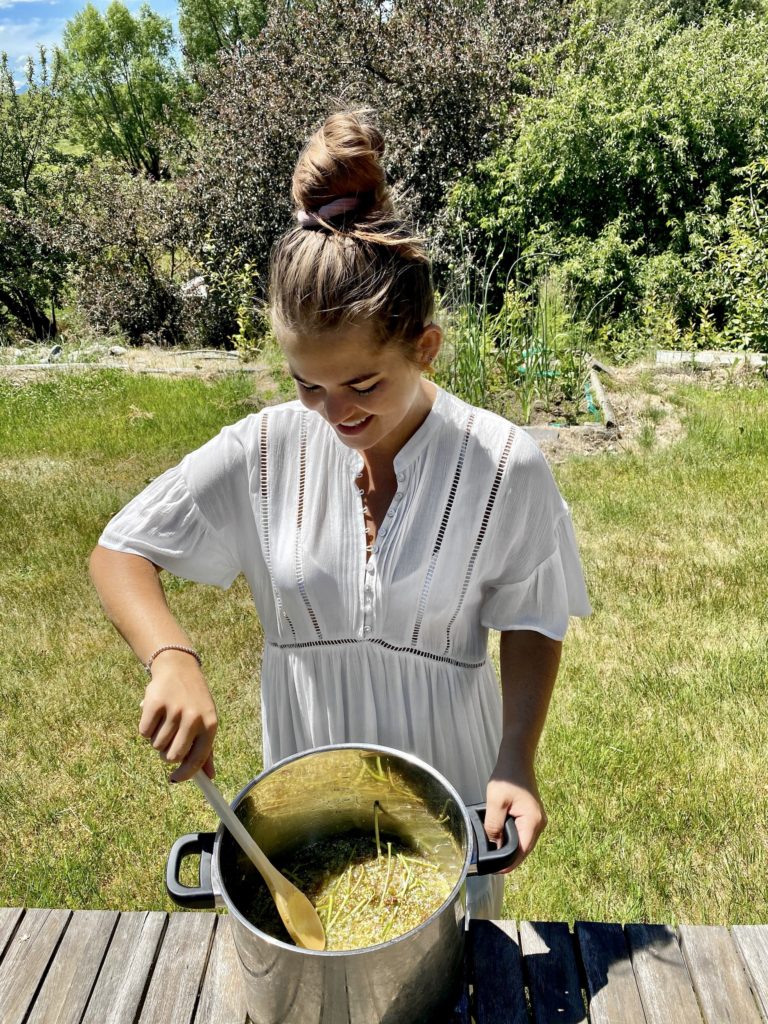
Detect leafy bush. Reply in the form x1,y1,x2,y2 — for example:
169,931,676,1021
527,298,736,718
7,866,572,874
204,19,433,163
176,0,567,299
0,50,72,340
62,164,187,344
450,4,768,354
702,159,768,351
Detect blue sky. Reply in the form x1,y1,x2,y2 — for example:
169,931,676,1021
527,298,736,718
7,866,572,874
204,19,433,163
0,0,179,84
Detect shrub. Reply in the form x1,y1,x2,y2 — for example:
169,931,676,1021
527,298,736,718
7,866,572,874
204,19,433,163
63,164,187,344
449,5,768,354
176,0,568,300
436,264,593,422
0,50,72,340
700,159,768,351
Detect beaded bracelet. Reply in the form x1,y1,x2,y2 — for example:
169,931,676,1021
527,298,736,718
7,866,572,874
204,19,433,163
145,644,202,676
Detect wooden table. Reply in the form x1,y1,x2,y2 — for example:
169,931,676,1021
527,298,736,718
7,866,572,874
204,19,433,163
1,907,766,1023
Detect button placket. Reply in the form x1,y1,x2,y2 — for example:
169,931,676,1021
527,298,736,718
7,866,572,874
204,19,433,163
357,464,408,638
362,552,375,636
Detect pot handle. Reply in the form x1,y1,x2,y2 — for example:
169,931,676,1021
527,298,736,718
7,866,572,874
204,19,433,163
466,804,519,874
166,832,216,909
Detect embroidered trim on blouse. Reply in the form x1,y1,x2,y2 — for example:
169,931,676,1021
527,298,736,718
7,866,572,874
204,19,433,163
411,411,476,647
260,413,295,639
296,413,323,639
444,425,516,653
266,636,486,670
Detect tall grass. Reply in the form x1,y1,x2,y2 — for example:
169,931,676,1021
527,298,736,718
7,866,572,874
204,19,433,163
1,370,766,925
435,261,594,423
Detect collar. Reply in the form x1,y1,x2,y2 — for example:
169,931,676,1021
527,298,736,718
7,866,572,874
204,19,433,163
337,384,448,476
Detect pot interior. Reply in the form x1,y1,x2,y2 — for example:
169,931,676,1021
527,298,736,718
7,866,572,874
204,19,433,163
218,746,469,942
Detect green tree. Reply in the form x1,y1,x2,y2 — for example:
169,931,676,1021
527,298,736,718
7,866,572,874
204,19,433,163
58,2,187,178
178,0,269,63
0,49,70,340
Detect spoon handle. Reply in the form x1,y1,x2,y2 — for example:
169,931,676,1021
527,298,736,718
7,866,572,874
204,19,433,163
193,770,273,881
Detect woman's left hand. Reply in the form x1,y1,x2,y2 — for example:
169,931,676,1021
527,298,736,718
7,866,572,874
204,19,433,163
484,630,561,872
483,759,547,873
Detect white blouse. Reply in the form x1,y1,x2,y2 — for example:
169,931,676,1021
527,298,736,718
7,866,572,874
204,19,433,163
100,385,591,917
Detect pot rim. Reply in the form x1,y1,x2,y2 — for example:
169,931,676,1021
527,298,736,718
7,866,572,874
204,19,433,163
214,742,473,957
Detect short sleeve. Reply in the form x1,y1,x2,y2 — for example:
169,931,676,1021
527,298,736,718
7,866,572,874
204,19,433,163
479,430,591,639
98,418,256,589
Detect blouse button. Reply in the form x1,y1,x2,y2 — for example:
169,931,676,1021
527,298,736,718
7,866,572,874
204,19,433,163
394,492,403,503
365,564,374,574
379,526,388,537
372,544,379,554
364,625,372,634
386,509,395,518
397,471,405,481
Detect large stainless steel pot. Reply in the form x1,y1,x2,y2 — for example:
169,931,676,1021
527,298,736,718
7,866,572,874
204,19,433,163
166,744,517,1024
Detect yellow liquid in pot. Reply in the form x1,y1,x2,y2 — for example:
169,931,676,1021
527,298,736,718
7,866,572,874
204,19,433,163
238,833,454,951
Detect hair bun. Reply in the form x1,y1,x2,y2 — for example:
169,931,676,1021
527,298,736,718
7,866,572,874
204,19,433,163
292,109,393,219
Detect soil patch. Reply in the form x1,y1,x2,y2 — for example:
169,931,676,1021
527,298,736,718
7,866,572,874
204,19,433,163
525,359,765,462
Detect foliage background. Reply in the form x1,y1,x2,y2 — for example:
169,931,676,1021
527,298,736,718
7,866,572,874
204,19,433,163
3,0,768,360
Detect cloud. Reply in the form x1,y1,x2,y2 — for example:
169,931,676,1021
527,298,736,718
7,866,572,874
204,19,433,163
0,15,67,66
0,0,54,8
0,0,177,72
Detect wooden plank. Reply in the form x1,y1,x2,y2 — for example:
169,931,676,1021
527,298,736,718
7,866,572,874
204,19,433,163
0,909,71,1024
679,925,763,1024
0,908,24,961
138,911,215,1024
575,921,646,1024
733,926,768,1022
447,983,471,1024
519,920,586,1024
27,911,118,1024
194,916,247,1024
469,919,528,1024
81,911,167,1024
625,924,702,1024
447,942,471,1024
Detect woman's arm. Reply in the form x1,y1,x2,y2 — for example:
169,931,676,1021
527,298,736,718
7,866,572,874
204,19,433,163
484,629,563,870
89,545,218,781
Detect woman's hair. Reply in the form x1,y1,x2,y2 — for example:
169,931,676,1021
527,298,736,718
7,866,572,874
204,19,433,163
269,109,434,352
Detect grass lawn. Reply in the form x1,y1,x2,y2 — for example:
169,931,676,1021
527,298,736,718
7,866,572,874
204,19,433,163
0,367,766,924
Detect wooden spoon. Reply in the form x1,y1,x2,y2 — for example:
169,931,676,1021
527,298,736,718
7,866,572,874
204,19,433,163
194,770,326,951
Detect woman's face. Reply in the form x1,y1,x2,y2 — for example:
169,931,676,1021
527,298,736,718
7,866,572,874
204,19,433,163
281,322,441,460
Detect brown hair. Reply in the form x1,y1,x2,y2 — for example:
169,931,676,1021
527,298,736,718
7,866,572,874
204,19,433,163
269,109,434,351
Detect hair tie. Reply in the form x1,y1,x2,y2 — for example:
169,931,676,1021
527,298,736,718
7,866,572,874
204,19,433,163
297,195,359,229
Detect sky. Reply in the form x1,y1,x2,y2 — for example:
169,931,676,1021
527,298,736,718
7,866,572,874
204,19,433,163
0,0,179,84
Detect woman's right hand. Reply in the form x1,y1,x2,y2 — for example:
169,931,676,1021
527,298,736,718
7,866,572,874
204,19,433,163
138,650,218,782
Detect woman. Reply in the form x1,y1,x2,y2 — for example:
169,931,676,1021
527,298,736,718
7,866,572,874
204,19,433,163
90,110,591,918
